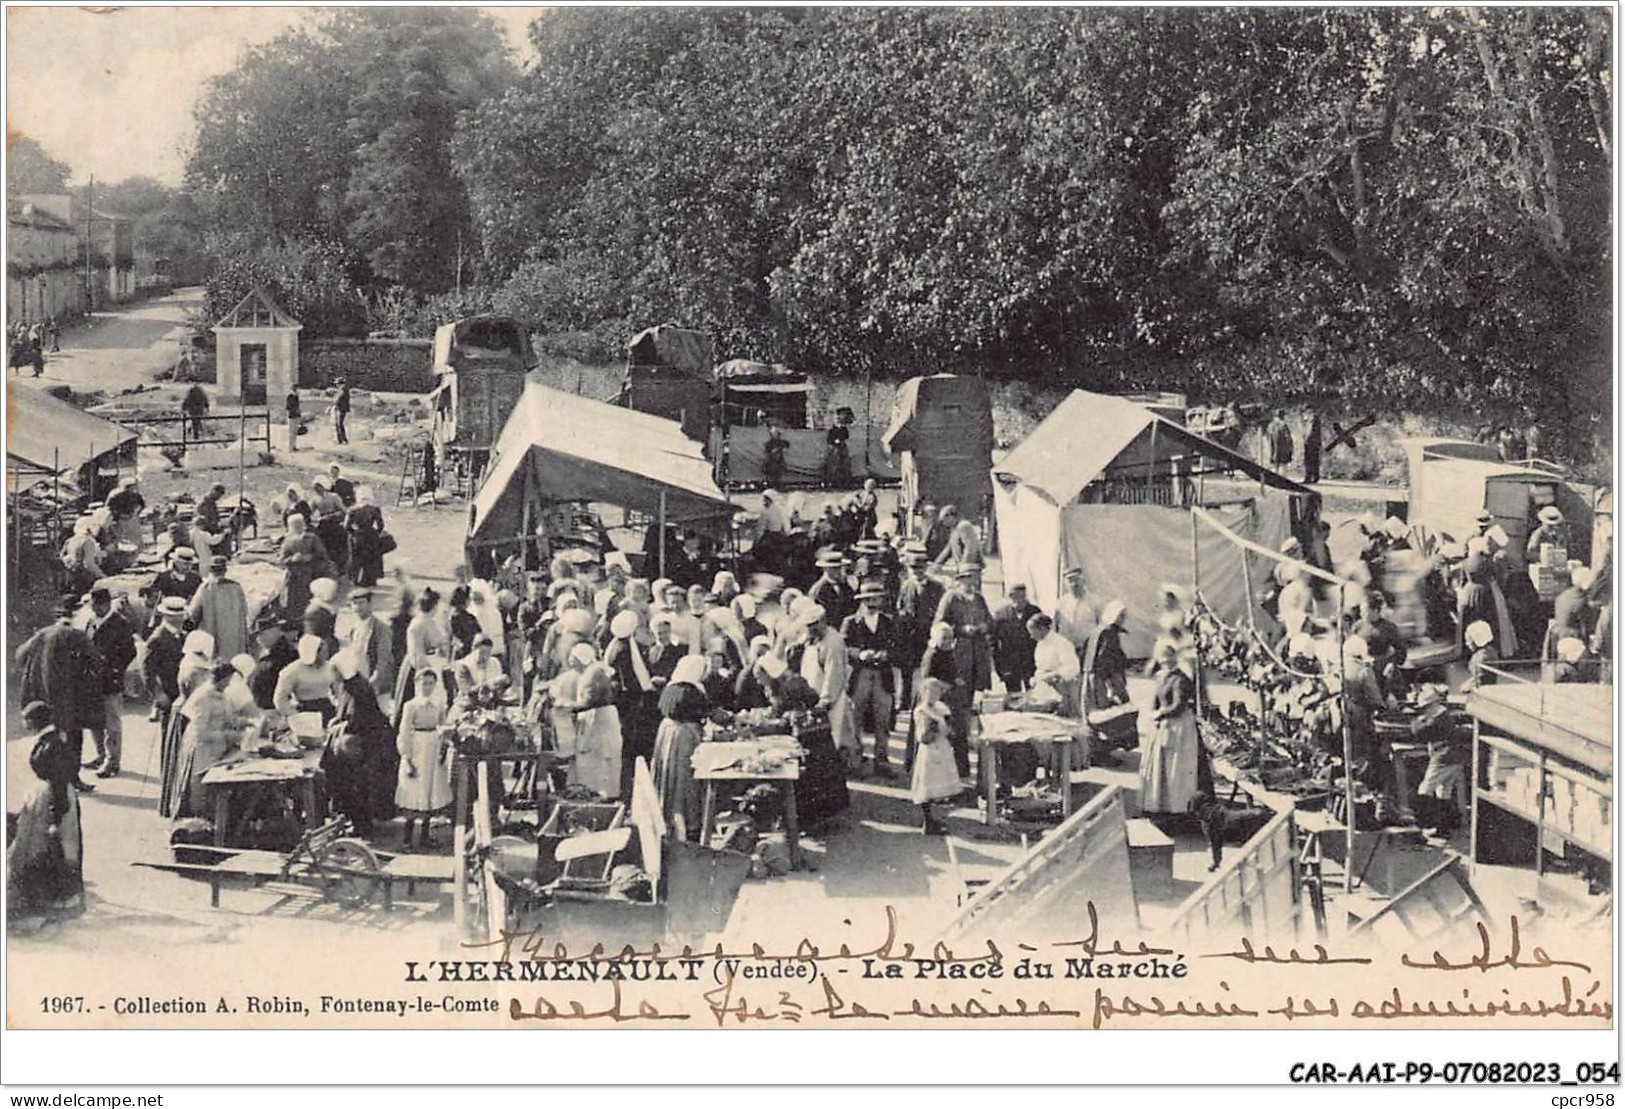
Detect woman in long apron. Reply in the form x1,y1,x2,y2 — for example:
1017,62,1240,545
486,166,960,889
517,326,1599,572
159,631,216,817
1140,643,1200,817
572,661,624,800
395,669,451,848
172,663,244,820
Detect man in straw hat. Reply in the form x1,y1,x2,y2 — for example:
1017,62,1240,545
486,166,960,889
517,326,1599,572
147,546,202,625
1527,504,1568,563
144,596,189,736
842,581,900,776
808,547,855,630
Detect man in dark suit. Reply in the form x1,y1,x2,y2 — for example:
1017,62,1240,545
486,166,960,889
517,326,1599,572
807,548,855,630
144,597,187,750
990,583,1042,693
842,582,899,776
86,587,137,778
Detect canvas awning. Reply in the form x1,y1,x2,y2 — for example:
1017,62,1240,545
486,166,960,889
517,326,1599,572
467,380,735,542
6,385,137,476
994,390,1307,504
627,325,713,376
715,358,809,391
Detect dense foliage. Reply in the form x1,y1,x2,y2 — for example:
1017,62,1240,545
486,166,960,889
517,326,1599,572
7,135,72,196
186,8,513,315
186,8,1612,452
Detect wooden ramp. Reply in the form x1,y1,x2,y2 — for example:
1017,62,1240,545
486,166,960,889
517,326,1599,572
941,785,1138,945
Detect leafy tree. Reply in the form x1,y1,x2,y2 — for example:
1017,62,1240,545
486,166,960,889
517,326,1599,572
186,9,513,300
7,134,72,196
440,8,1610,457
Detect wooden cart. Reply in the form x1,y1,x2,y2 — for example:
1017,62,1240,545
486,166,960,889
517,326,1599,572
135,817,454,910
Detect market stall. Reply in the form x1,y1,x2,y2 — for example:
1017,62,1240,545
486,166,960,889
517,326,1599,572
465,378,738,574
993,390,1308,655
1467,663,1612,916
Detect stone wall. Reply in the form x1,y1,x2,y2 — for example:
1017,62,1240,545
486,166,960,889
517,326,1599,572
300,337,434,394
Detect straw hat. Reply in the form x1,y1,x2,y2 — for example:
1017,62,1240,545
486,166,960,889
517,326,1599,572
157,596,188,618
1538,506,1564,525
814,550,844,569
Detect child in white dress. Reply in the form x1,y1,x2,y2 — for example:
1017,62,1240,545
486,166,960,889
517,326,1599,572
911,678,960,836
396,669,451,848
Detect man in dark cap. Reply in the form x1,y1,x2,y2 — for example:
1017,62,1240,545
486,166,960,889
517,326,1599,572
190,553,250,661
842,581,900,776
990,583,1042,694
86,586,137,777
14,598,102,792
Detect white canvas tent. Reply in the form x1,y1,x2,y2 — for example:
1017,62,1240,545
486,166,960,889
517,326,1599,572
467,379,736,546
993,390,1310,657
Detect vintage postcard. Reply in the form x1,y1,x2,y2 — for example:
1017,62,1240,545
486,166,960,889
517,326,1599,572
3,2,1616,1075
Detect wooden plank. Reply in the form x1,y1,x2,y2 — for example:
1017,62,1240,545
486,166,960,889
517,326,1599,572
630,756,666,892
942,785,1138,943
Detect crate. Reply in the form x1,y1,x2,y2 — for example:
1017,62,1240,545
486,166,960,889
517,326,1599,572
536,799,627,884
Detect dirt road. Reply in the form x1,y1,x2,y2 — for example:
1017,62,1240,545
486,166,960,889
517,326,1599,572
20,286,201,396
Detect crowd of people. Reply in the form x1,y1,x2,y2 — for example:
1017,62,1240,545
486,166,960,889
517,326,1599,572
11,435,1613,921
7,316,60,377
9,461,394,917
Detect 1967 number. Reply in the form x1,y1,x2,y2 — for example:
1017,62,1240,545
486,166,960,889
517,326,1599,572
39,996,86,1013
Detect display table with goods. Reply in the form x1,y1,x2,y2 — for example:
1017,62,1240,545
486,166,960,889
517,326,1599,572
1468,670,1612,913
724,707,850,830
974,691,1090,831
693,734,805,871
201,712,328,847
140,716,453,910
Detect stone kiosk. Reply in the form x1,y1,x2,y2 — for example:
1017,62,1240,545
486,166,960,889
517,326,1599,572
213,286,301,406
